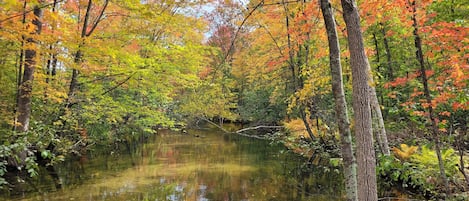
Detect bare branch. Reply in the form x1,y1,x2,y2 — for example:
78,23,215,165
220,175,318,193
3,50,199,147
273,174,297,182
235,125,284,133
101,72,137,96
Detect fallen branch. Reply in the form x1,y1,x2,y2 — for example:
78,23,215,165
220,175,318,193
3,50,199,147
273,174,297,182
196,117,284,139
235,125,284,133
197,116,231,133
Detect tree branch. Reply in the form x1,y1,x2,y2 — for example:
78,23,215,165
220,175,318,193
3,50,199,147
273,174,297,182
86,0,109,37
211,0,265,82
0,0,66,24
253,0,302,7
101,72,136,96
197,117,284,139
235,125,284,133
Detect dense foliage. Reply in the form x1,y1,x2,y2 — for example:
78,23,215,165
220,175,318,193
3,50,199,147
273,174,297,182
0,0,467,199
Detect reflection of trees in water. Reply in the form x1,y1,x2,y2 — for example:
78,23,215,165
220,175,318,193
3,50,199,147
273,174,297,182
289,158,345,200
2,164,62,197
3,129,348,200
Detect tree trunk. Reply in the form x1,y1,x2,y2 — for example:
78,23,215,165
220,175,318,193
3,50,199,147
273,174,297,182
320,0,357,200
16,5,43,132
410,0,449,195
299,108,316,140
371,31,390,156
340,0,378,200
282,0,316,140
45,0,58,98
380,24,394,80
372,33,380,72
370,85,390,155
64,0,108,110
456,131,469,188
13,1,28,131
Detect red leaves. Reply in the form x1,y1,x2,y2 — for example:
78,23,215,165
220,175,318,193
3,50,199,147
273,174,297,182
198,67,212,79
452,102,468,111
384,77,409,88
439,111,451,117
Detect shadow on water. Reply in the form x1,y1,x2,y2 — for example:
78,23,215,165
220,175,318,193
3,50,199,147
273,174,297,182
1,128,419,201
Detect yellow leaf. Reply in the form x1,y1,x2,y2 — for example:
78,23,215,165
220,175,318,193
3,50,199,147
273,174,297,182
391,144,418,160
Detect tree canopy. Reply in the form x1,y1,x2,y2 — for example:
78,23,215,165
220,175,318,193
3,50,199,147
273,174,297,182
0,0,467,198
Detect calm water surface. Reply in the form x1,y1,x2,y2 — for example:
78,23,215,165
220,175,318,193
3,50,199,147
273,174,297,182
4,129,346,201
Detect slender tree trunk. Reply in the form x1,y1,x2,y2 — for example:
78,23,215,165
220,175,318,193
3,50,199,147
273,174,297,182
16,4,44,132
45,0,58,99
64,0,108,110
13,1,28,131
370,85,390,155
372,33,380,72
65,0,91,109
320,0,357,200
371,31,390,156
282,0,316,140
458,122,468,188
410,0,449,195
456,131,469,188
340,0,378,200
380,24,394,80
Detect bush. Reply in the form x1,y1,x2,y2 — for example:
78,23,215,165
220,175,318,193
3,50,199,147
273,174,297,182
378,144,461,198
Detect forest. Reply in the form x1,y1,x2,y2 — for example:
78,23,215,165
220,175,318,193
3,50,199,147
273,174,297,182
0,0,468,200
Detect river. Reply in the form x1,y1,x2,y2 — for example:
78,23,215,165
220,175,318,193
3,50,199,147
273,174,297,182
2,128,417,201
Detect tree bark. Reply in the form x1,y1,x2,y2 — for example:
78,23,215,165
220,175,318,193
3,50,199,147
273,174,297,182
410,0,449,195
370,85,390,155
16,4,43,132
13,1,29,131
319,0,357,200
371,31,390,156
340,0,378,200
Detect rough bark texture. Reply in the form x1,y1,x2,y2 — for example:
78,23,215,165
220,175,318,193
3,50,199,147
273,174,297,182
410,0,449,195
370,85,390,155
16,5,43,132
320,0,358,200
340,0,378,200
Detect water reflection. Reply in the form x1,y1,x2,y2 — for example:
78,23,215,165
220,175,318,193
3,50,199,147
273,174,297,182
4,129,345,201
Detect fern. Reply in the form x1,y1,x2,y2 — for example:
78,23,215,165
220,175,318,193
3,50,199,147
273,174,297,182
411,146,459,177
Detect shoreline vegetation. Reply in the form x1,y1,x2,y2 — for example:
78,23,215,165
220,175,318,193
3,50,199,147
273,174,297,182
1,0,467,200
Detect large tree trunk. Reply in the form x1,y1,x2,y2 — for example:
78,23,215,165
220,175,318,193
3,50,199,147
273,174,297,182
16,5,43,132
340,0,378,200
319,0,357,200
410,0,449,195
